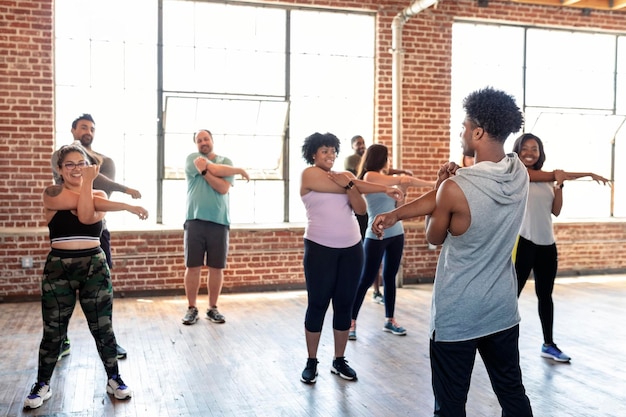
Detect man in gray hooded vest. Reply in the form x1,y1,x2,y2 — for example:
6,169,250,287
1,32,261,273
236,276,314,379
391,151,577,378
372,87,533,417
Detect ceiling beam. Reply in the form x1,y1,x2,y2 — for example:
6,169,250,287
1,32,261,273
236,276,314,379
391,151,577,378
510,0,626,10
612,0,626,10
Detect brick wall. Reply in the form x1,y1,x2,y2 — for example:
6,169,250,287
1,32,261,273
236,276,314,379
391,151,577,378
1,0,626,299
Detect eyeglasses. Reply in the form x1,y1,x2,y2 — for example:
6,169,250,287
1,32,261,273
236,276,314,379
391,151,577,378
63,161,88,170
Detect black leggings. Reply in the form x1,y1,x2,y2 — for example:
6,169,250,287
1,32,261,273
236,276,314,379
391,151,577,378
303,239,362,332
352,234,404,320
514,236,558,345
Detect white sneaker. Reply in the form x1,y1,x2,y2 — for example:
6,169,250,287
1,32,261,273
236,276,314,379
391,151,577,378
106,374,132,400
24,382,51,409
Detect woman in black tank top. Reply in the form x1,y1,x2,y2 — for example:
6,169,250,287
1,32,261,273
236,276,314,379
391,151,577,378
23,144,148,410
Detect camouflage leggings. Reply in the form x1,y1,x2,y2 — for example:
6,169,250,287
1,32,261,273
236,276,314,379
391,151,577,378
37,247,119,383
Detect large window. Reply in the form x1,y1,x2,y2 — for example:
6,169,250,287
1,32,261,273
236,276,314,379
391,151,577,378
55,0,375,227
54,0,158,228
451,22,626,219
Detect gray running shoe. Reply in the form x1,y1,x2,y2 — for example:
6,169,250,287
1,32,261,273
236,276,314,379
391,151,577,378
206,307,225,323
182,306,199,325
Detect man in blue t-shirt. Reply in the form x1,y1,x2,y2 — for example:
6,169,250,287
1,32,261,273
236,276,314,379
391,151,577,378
181,129,248,326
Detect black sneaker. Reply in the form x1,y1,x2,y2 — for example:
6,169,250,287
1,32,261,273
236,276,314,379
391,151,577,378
206,307,226,323
300,358,318,384
58,338,71,360
331,356,357,380
116,344,127,359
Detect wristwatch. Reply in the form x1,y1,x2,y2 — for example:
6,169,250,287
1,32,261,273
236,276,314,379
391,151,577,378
344,180,354,190
201,168,208,176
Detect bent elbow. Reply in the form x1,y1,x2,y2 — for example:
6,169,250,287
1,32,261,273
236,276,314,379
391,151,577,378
427,237,444,246
426,231,445,246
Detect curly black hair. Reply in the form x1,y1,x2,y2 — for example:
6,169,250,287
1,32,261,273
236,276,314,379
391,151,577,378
463,87,524,142
512,133,546,170
301,132,341,165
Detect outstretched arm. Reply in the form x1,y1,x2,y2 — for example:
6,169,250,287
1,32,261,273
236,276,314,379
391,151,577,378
327,171,403,201
399,175,436,188
561,171,610,185
371,190,436,239
92,173,142,198
362,171,434,188
44,185,148,220
528,168,610,185
371,160,458,239
388,167,413,176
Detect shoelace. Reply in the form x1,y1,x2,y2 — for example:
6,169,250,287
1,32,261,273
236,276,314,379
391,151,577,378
388,319,402,328
111,375,127,389
334,357,349,367
28,383,47,398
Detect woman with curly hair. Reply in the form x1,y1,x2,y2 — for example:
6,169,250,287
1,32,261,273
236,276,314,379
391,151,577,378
299,132,403,384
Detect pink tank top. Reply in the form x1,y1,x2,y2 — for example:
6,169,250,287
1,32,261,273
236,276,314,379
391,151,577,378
302,191,361,248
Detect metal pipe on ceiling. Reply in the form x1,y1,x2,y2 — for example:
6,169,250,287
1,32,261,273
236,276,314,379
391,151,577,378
390,0,439,285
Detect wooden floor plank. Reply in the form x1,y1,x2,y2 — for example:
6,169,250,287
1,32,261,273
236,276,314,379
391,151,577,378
1,274,625,416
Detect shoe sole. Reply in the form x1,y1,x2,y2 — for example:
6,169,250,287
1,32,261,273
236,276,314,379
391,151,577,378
58,351,70,360
182,317,199,325
116,346,127,359
300,374,318,384
330,368,357,381
382,327,407,336
206,316,226,323
348,334,357,341
540,353,570,362
106,386,132,400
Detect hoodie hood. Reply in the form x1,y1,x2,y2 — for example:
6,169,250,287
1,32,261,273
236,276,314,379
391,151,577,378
454,153,528,206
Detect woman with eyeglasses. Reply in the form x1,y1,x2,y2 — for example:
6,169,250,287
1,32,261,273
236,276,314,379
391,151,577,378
24,144,148,410
512,133,609,363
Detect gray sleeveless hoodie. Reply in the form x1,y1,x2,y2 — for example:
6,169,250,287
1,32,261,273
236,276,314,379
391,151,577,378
430,153,529,342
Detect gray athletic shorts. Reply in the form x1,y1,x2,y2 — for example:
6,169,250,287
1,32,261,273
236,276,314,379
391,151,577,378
184,219,229,269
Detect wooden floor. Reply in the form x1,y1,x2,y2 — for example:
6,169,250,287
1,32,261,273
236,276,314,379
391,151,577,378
1,274,626,417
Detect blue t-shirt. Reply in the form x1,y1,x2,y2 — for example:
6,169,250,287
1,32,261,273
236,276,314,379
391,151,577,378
185,152,234,226
364,192,404,240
